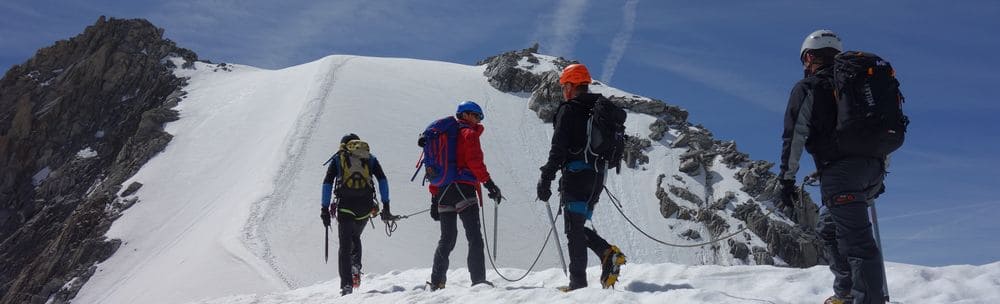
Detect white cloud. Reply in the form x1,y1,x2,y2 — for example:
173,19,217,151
599,0,638,84
541,0,589,58
636,48,787,113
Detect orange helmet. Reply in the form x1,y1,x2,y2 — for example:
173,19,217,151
559,63,592,85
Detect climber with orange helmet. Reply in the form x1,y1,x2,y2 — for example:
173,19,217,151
537,63,627,291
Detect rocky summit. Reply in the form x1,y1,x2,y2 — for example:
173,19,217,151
0,16,197,304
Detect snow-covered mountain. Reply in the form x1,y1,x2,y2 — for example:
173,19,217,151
69,51,815,304
4,18,998,304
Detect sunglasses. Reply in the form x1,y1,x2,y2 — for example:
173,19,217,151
463,112,484,120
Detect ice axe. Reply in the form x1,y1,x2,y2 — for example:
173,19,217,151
324,226,330,263
543,199,568,276
492,195,501,260
870,199,890,302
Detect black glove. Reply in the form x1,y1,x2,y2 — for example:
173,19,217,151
483,179,502,203
537,179,552,202
778,179,797,209
320,207,331,227
380,204,394,221
430,203,440,221
539,165,557,182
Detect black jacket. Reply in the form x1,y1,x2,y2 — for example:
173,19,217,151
540,93,605,180
779,66,841,181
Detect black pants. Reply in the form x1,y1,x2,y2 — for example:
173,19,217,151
817,157,886,304
559,166,611,289
430,183,486,285
336,213,367,289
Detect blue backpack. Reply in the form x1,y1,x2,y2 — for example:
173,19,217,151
411,116,466,187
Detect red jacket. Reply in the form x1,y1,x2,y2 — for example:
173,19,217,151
429,118,490,196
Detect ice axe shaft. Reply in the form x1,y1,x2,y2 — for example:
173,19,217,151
324,226,330,263
870,202,890,302
544,200,568,276
492,199,499,260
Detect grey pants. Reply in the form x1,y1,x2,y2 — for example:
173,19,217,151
430,183,485,285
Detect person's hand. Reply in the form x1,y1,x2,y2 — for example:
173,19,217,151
484,179,502,203
380,204,394,221
320,207,331,227
430,203,439,221
778,179,797,209
537,179,552,202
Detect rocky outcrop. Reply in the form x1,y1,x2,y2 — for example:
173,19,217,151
733,202,822,267
0,16,197,304
728,239,751,262
478,43,555,94
681,229,702,240
668,184,704,206
527,72,565,123
735,160,783,203
624,135,651,169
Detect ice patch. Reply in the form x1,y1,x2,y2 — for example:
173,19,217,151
32,167,51,186
77,147,98,159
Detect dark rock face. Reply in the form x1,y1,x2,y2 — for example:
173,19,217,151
669,184,704,206
0,16,196,304
696,211,730,238
681,229,702,240
624,135,651,169
733,202,822,267
527,72,565,123
728,239,751,262
478,43,556,94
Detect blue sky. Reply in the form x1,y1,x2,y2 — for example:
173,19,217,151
2,0,997,266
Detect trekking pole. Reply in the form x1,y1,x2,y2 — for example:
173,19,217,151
324,226,330,263
543,199,568,276
870,201,890,302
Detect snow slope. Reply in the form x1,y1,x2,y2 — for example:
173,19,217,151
71,54,996,304
192,262,1000,304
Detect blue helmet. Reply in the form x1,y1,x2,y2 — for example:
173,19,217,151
456,100,484,120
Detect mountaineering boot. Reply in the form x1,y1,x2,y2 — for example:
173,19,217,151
557,285,585,292
472,280,495,287
351,265,361,288
340,286,352,296
427,281,445,291
599,245,627,289
823,295,852,304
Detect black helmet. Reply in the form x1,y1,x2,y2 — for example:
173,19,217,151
340,133,360,145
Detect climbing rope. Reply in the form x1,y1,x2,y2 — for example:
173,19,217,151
479,198,561,282
605,186,780,248
381,208,431,237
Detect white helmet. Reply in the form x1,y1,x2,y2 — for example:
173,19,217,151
800,29,843,58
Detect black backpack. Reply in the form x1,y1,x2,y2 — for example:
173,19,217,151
586,97,628,173
831,51,909,157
